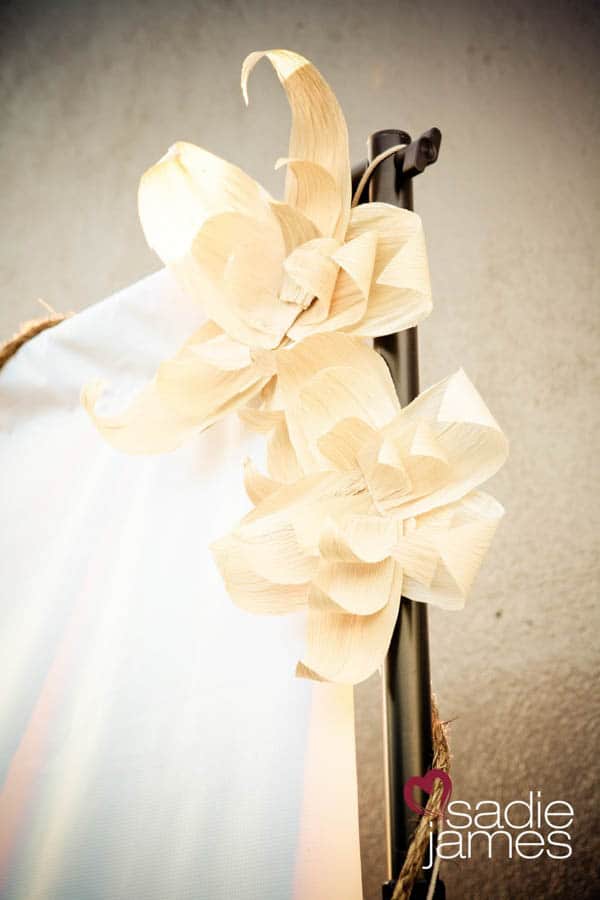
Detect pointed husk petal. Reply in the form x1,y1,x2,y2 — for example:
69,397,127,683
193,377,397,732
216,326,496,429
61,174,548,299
242,49,351,240
296,565,402,684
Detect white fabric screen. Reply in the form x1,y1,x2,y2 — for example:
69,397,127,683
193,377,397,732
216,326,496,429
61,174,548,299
0,270,362,900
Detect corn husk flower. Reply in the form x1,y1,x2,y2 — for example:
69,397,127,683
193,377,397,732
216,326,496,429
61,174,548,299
83,49,431,453
212,333,508,684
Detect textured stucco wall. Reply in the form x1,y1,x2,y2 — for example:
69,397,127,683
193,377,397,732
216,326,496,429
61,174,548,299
1,1,599,898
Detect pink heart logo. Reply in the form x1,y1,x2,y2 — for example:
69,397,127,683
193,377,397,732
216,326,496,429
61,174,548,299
403,768,452,818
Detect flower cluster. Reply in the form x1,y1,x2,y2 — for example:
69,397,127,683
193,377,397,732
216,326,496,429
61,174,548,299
84,50,507,683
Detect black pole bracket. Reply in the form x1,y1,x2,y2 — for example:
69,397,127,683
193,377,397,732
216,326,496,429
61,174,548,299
351,127,441,204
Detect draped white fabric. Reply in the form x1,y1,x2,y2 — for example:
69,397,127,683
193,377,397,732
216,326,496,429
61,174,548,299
0,270,362,900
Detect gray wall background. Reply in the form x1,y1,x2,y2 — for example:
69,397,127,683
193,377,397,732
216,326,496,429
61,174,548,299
1,1,599,898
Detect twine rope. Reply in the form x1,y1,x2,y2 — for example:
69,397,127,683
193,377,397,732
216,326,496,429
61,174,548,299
0,311,69,371
351,143,408,208
391,693,451,900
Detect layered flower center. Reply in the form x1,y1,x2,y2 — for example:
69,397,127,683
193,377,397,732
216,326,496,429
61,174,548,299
280,237,341,323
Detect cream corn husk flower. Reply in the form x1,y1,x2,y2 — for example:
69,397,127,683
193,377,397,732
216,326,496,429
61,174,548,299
212,333,508,685
83,49,432,453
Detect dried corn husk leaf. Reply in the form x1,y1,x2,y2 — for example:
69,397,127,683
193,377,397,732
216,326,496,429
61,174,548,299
287,231,378,340
312,557,398,615
317,418,379,472
375,369,509,518
242,50,351,240
275,157,340,238
82,378,200,455
83,323,269,454
243,458,281,504
280,238,340,314
402,491,505,610
269,200,319,253
296,571,402,684
138,142,275,262
211,534,310,614
275,333,400,470
239,407,303,483
232,519,318,586
318,514,398,563
173,211,294,349
341,203,432,336
332,231,378,299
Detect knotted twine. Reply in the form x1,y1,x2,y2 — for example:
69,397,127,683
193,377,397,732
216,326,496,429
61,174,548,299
0,311,69,371
391,693,451,900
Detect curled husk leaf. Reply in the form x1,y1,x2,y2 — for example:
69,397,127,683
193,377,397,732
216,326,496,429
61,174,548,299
84,49,432,453
212,333,508,684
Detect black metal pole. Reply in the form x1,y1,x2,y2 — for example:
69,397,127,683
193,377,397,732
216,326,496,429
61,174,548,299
361,129,442,900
